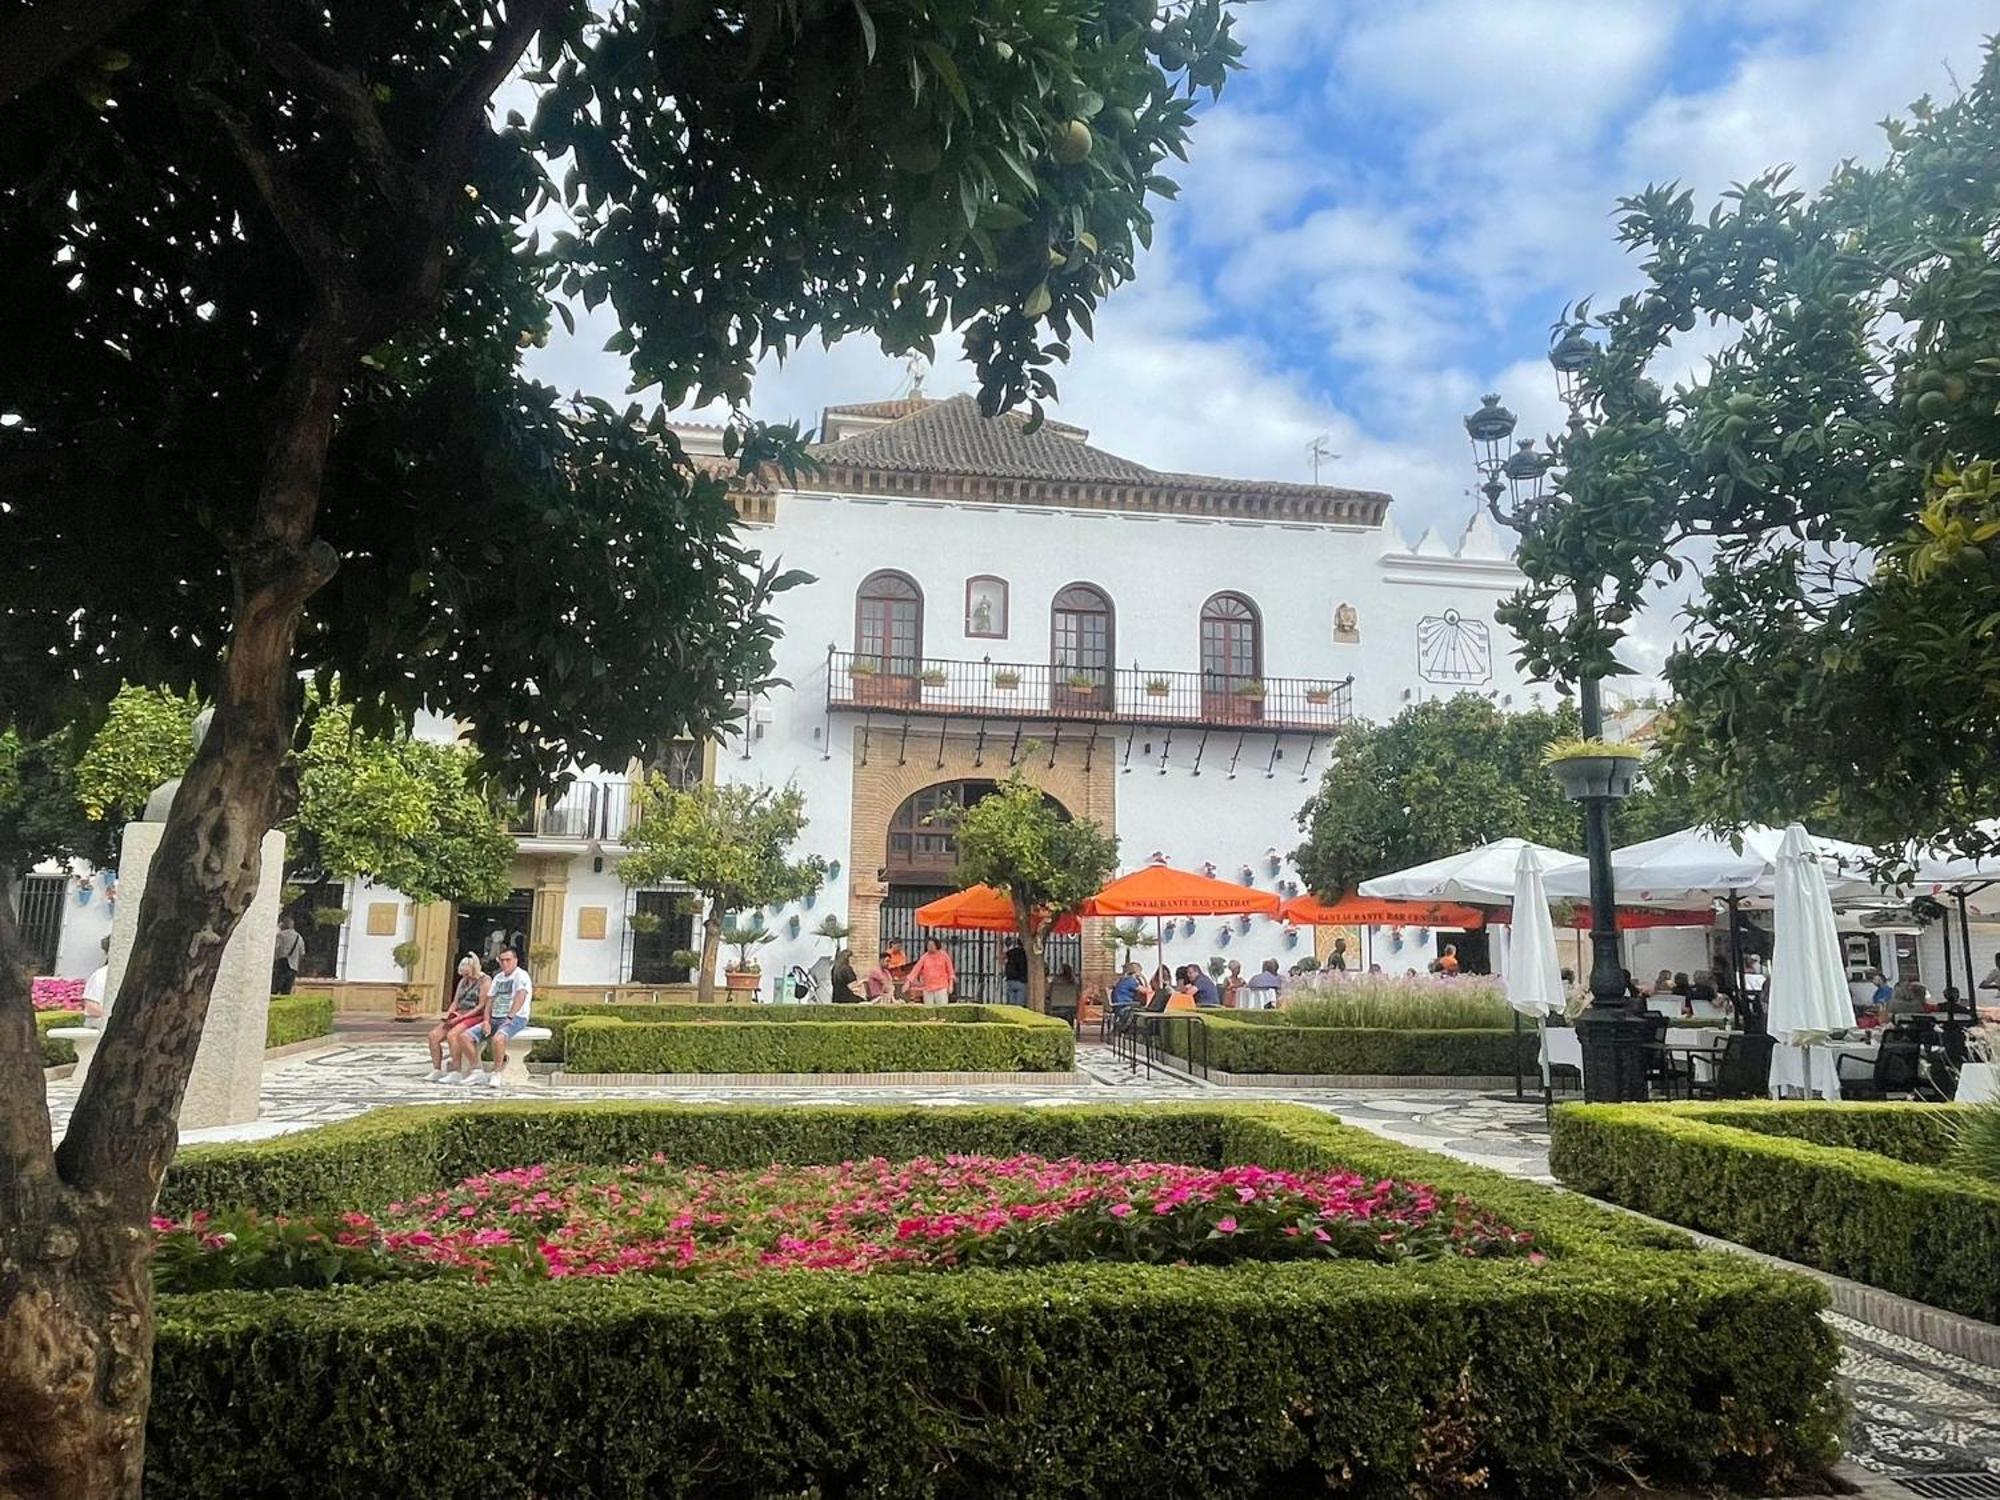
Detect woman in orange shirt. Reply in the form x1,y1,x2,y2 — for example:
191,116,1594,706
903,938,957,1005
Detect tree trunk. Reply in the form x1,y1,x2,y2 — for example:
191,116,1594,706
696,906,723,1006
1019,904,1048,1014
0,316,350,1500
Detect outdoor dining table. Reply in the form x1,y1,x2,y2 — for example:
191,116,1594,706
1539,1025,1715,1081
1765,1034,1881,1101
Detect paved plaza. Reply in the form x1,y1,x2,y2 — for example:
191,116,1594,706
46,1033,2000,1491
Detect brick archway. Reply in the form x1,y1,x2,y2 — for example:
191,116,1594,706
846,732,1115,983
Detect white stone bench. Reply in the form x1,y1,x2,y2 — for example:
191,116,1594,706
48,1026,101,1083
489,1024,551,1083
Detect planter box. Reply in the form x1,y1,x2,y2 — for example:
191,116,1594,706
723,969,762,994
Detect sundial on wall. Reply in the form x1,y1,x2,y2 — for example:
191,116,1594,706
1416,609,1491,685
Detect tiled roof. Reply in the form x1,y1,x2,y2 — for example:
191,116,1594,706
801,393,1392,526
810,395,1143,481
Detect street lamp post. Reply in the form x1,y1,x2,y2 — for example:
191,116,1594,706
1465,373,1649,1103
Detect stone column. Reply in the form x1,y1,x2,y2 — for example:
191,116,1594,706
108,821,285,1130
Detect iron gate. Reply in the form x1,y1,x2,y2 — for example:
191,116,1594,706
16,875,65,975
879,885,1081,1004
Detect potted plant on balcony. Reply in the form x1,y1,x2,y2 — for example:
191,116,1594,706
1143,675,1171,699
1304,683,1334,705
991,667,1021,692
1542,737,1645,800
390,940,423,1022
918,666,950,705
1232,680,1267,701
720,917,773,994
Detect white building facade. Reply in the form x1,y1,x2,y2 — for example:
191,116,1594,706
697,394,1549,997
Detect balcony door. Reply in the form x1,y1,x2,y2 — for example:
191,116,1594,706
1200,592,1262,721
855,570,922,705
1050,583,1113,712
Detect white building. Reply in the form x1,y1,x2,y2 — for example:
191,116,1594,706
689,393,1550,997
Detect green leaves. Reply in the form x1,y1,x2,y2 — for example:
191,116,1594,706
1507,38,2000,861
942,767,1118,927
621,779,827,921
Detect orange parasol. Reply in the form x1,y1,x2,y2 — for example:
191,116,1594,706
1280,893,1486,929
1081,864,1282,918
915,884,1082,935
1559,906,1711,932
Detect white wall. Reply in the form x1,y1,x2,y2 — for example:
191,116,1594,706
710,486,1549,986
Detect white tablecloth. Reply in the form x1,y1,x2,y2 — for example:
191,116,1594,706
1538,1025,1717,1078
1767,1037,1879,1100
1959,1061,1998,1105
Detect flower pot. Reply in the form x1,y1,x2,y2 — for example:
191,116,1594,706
392,990,420,1022
724,969,761,994
1547,754,1642,801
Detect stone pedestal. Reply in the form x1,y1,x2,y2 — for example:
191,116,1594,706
107,821,286,1130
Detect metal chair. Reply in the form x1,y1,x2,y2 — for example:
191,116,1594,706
1686,1032,1775,1101
1836,1039,1944,1102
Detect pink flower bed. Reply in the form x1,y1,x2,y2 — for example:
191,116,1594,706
31,976,85,1011
153,1154,1539,1292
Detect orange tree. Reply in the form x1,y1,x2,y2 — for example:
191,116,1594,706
943,768,1117,1012
0,2,1246,1492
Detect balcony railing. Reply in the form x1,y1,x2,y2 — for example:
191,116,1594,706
507,779,638,844
827,651,1352,732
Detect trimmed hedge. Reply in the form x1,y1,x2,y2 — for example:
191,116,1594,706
37,1008,82,1067
1552,1101,2000,1322
1156,1013,1536,1077
528,1000,1005,1061
563,1007,1074,1075
147,1102,1841,1498
264,994,335,1050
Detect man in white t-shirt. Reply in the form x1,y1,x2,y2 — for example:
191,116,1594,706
82,936,111,1028
448,947,533,1087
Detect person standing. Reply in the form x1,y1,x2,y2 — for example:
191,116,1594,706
904,938,956,1005
271,914,306,995
1003,939,1029,1007
449,946,533,1087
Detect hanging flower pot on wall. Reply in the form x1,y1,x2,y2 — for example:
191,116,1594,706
1236,914,1251,933
1283,926,1299,949
1217,927,1232,947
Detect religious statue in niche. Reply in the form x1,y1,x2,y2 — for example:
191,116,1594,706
1333,601,1359,643
964,575,1007,639
1416,608,1491,685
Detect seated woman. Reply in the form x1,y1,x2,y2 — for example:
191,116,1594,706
427,955,489,1082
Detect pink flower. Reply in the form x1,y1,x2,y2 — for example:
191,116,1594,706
1107,1203,1133,1219
1215,1217,1238,1234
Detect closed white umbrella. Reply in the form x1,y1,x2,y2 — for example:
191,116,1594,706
1359,838,1586,907
1504,844,1564,1020
1770,822,1858,1097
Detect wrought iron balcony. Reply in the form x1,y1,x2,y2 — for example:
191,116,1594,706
826,650,1352,733
506,779,638,845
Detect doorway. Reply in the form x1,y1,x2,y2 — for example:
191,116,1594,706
456,889,534,976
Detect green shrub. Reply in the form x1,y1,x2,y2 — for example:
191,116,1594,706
148,1104,1841,1498
1281,979,1512,1029
264,994,335,1050
1951,1099,2000,1184
1156,1014,1534,1077
37,1008,82,1068
1552,1101,2000,1322
563,1010,1074,1075
529,1000,1001,1061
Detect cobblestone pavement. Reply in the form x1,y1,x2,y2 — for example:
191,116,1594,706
45,1037,2000,1487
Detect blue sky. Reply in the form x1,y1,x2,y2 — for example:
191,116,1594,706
530,0,1996,664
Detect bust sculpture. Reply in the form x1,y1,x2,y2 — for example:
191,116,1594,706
1333,602,1359,642
141,706,214,822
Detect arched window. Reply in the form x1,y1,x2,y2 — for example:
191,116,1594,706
855,570,923,679
1051,583,1114,708
1200,592,1262,720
